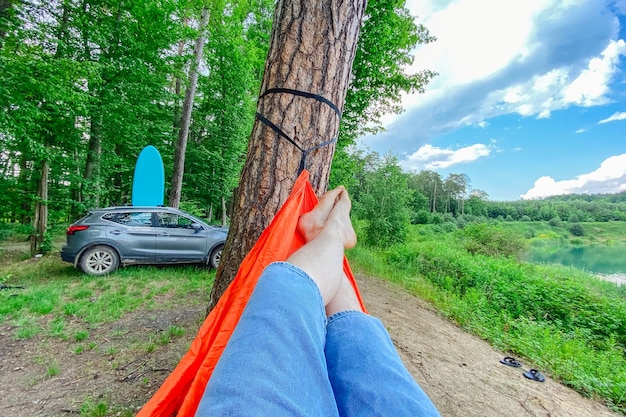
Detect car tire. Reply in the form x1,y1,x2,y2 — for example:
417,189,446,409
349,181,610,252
79,245,120,276
208,244,224,269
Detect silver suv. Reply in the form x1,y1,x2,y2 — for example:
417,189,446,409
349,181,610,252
61,206,228,276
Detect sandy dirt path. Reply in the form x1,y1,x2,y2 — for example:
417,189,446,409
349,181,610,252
357,274,618,417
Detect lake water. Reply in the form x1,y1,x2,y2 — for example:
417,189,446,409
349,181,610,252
525,242,626,285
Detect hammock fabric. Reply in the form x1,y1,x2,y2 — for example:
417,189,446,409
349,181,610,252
137,170,367,417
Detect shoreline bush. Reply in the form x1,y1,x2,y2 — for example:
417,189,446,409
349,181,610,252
348,224,626,413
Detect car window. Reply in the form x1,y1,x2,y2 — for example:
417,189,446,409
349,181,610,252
114,212,153,227
157,212,199,229
102,213,115,221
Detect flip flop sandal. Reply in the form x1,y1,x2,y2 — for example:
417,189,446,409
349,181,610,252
500,356,522,368
523,369,546,382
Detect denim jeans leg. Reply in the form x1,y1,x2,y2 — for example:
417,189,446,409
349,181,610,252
195,262,339,417
325,311,441,417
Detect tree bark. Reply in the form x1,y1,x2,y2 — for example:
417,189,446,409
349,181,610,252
208,0,367,311
432,180,437,213
82,110,102,208
221,196,227,226
30,159,49,256
169,7,210,208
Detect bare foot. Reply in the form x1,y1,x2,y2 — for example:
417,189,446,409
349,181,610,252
321,191,360,313
286,188,357,305
324,188,357,249
326,274,362,316
298,186,345,242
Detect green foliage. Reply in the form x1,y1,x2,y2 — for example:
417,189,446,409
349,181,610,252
46,361,60,378
40,231,53,255
359,154,411,247
569,223,585,236
14,316,41,339
0,223,12,242
548,217,562,227
487,192,626,223
74,330,89,342
348,224,626,412
412,209,430,225
462,223,527,259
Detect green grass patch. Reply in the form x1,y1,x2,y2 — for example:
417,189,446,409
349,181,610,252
74,329,89,342
158,325,185,345
46,360,60,378
349,223,626,413
48,316,67,339
13,315,41,339
0,247,214,341
80,399,109,417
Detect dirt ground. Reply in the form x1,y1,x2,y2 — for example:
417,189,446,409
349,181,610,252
0,273,619,417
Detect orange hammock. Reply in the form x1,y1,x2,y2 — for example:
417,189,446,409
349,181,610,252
137,170,367,417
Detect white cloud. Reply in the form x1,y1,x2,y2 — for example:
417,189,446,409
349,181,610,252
575,128,588,133
410,0,547,85
401,143,491,170
479,38,626,120
598,111,626,124
562,39,626,106
521,154,626,199
365,0,624,156
397,0,550,116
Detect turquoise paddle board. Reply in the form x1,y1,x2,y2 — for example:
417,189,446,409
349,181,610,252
132,145,165,206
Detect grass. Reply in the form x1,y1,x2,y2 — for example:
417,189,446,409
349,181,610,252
348,223,626,413
0,253,214,336
46,361,60,378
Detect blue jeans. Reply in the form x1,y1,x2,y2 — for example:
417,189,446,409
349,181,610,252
195,262,441,417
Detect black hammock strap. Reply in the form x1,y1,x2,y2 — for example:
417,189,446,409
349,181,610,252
255,88,342,175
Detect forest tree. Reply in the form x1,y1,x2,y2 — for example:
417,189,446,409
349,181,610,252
208,0,367,309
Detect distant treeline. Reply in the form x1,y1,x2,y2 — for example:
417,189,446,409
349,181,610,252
335,151,626,246
482,193,626,223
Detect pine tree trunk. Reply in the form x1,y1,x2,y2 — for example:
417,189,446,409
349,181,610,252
169,7,210,208
208,0,366,311
30,159,49,256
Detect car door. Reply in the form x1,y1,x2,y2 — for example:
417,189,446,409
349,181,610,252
154,211,208,262
107,211,156,262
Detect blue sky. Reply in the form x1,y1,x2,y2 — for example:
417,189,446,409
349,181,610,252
361,0,626,201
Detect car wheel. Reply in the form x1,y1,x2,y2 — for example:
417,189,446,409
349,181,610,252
79,245,120,276
208,244,224,269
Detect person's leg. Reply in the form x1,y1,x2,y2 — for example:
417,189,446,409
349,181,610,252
324,278,441,417
194,262,338,417
195,188,355,417
296,190,441,417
